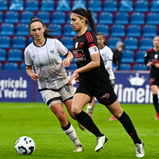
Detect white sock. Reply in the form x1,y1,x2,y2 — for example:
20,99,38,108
86,105,93,115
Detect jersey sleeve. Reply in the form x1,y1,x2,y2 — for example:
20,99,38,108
24,48,33,67
55,39,69,56
105,46,113,61
144,51,149,65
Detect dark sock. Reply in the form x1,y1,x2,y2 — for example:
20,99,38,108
118,112,141,144
153,94,159,112
75,111,103,137
61,121,70,131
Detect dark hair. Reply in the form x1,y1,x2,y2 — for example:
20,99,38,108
29,16,55,39
71,8,97,34
97,32,107,46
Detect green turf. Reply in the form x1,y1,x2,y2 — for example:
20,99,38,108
0,103,158,159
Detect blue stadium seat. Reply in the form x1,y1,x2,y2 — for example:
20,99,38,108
121,50,134,63
4,62,18,70
140,38,153,50
0,11,3,22
0,0,8,10
69,63,77,70
135,1,149,12
88,0,102,12
12,36,26,49
96,25,109,36
20,63,26,70
133,64,147,70
72,0,86,10
143,25,157,38
0,63,2,69
9,0,24,11
63,24,76,37
5,11,19,23
111,25,125,37
124,37,138,50
0,36,11,49
92,12,98,24
48,24,62,36
0,23,14,36
136,51,146,64
67,12,71,24
36,11,50,24
41,0,55,11
60,37,74,50
120,64,131,70
20,11,34,23
25,0,39,11
28,37,33,45
103,1,117,12
127,25,141,37
8,49,22,62
119,1,133,12
16,24,29,36
115,12,129,24
56,0,71,11
147,13,159,25
99,12,113,24
0,49,6,61
52,11,66,24
108,37,121,50
131,12,145,25
150,1,159,12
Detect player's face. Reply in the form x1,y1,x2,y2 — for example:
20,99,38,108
153,37,159,47
30,22,45,40
97,35,105,48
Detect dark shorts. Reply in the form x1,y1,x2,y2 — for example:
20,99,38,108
150,76,159,86
75,84,117,106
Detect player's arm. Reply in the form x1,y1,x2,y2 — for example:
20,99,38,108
61,51,73,67
144,52,152,67
26,66,39,81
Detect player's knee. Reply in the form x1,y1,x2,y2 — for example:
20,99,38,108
55,112,67,122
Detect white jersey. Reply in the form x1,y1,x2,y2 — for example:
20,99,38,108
24,38,69,90
100,46,115,80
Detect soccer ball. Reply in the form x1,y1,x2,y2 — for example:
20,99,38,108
15,136,35,155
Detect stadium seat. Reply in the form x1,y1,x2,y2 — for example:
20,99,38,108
111,25,125,37
92,12,98,24
25,0,39,11
48,24,62,36
0,23,14,36
72,0,86,10
136,51,146,64
0,11,3,22
0,0,8,10
12,36,26,49
5,11,19,23
36,11,50,24
88,0,102,12
69,63,77,70
9,0,24,11
16,24,29,36
108,37,121,50
115,12,129,24
52,11,66,24
103,1,117,12
133,64,147,70
20,11,34,23
8,49,22,62
120,64,131,70
4,62,18,70
28,37,33,45
124,37,138,50
119,1,133,12
127,25,141,37
40,0,55,11
56,0,71,11
96,25,109,36
0,36,11,49
67,12,71,24
143,25,157,38
131,12,145,25
121,50,134,63
63,24,76,37
150,1,159,12
60,37,74,50
135,1,149,12
140,38,153,50
0,49,6,61
147,13,159,25
99,12,113,24
0,63,2,69
20,63,26,70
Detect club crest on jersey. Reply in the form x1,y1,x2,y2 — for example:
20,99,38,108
32,55,36,59
154,54,158,59
50,50,54,54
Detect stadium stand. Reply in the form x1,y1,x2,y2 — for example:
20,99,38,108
0,49,6,61
0,63,2,69
121,50,134,63
0,23,14,36
8,49,22,62
4,62,18,70
120,64,131,71
136,51,146,64
103,1,117,12
16,24,29,36
9,0,24,11
40,0,55,11
133,64,147,71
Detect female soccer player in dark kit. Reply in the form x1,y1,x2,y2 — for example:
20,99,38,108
68,8,144,157
24,16,83,152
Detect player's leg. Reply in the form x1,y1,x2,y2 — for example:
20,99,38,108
86,96,95,117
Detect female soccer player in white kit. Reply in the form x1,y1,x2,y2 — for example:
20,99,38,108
24,16,83,152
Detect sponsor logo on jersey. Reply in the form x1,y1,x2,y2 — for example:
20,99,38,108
73,50,86,62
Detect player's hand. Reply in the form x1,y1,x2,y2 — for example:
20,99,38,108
31,73,39,81
155,63,159,68
147,62,153,67
61,58,70,68
68,70,79,86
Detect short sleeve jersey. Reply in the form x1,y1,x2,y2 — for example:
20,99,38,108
144,48,159,78
24,38,69,90
73,30,110,86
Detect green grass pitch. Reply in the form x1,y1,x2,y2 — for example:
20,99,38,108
0,103,158,159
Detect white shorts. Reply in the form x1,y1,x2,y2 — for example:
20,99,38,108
40,84,75,108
